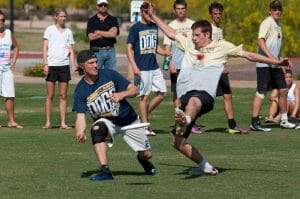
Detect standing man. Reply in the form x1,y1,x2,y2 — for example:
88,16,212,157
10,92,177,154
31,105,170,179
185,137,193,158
0,10,23,128
87,0,119,70
74,50,156,181
148,3,291,175
250,0,296,131
210,2,249,134
126,1,167,136
163,0,201,134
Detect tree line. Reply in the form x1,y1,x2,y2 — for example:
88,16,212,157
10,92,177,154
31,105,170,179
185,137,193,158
1,0,299,56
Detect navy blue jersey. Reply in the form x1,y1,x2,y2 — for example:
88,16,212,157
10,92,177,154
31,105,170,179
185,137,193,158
127,21,159,71
73,69,137,126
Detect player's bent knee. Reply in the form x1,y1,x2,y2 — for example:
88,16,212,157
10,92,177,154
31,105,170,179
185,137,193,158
91,122,108,145
256,91,265,99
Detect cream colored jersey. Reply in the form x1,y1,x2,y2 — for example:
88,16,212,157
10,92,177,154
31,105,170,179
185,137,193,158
257,16,282,68
211,23,223,41
175,34,243,98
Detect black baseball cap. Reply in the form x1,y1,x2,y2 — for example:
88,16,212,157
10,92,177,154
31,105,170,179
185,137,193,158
77,50,97,64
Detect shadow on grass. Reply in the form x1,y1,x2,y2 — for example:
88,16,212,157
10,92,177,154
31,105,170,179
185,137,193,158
80,170,150,178
152,129,171,134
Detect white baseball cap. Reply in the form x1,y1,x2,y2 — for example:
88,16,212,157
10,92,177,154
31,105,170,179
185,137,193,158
97,0,108,5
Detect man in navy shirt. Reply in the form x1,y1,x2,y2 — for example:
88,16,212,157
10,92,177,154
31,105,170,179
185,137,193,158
73,50,156,181
86,0,119,70
126,1,167,136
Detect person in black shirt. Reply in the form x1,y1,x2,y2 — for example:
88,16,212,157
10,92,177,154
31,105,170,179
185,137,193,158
86,0,119,70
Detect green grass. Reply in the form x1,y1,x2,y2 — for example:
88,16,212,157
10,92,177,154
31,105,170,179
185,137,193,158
0,84,300,198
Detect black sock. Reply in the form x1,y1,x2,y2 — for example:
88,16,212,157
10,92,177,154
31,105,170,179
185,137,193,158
228,118,236,129
251,116,259,124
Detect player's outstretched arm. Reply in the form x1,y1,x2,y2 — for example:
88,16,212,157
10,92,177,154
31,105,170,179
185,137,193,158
147,3,176,40
242,51,291,68
75,113,87,143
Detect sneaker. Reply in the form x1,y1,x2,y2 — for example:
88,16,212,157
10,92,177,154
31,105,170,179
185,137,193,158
137,155,156,175
191,124,203,134
250,122,272,132
228,125,249,134
280,120,296,129
145,127,156,136
188,167,218,176
90,166,113,181
175,108,187,135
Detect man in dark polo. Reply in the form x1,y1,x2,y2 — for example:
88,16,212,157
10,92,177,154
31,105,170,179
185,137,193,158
86,0,119,70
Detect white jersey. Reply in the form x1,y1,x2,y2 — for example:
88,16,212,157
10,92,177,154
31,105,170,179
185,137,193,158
43,25,74,66
175,34,243,98
211,23,223,41
163,18,194,69
287,83,296,104
257,16,282,68
0,29,12,72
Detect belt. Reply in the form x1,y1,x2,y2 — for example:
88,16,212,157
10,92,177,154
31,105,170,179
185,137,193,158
92,46,114,51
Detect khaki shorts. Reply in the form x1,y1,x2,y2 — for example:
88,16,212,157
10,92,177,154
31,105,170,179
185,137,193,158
92,118,151,152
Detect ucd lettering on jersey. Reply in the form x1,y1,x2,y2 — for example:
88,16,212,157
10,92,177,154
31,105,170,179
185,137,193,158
139,29,157,54
86,81,120,119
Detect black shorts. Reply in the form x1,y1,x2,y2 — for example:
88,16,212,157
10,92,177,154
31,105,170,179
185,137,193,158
170,69,180,93
256,67,286,93
216,73,232,96
46,65,71,82
174,90,214,139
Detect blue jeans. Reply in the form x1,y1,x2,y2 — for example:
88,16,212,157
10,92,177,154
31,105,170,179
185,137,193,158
94,48,116,70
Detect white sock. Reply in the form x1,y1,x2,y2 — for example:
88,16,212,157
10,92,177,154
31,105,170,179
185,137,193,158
281,112,288,121
199,158,213,172
185,115,191,125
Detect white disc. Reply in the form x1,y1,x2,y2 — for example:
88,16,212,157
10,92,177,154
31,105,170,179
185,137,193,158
121,122,150,131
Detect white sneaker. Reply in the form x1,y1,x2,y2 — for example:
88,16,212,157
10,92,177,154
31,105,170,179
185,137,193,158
145,127,156,136
280,120,296,129
188,167,218,176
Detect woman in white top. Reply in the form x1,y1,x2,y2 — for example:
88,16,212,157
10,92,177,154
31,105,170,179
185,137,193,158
266,70,299,122
43,8,75,129
0,10,23,128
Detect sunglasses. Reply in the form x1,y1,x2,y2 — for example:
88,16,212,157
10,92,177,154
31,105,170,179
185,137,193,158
98,3,108,8
0,19,5,22
141,2,150,10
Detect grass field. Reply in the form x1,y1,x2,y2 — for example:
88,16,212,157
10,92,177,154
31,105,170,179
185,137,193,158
0,84,300,199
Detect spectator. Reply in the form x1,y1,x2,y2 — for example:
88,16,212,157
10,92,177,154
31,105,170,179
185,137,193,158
86,0,119,70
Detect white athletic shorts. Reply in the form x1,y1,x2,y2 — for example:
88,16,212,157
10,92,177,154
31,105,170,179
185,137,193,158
92,118,151,152
0,70,15,98
139,68,167,96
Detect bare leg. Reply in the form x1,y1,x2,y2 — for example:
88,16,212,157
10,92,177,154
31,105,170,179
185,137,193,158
58,82,70,128
223,93,234,119
147,92,167,116
93,142,108,166
278,88,288,114
172,134,203,164
6,97,22,128
44,81,55,128
252,95,263,118
138,150,153,160
139,95,148,123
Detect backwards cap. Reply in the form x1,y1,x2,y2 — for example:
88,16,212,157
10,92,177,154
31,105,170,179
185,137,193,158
77,50,97,64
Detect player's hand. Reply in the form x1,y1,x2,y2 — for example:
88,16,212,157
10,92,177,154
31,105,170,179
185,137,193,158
223,67,230,74
279,58,293,68
43,64,49,75
110,92,124,103
75,132,87,143
169,64,176,74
